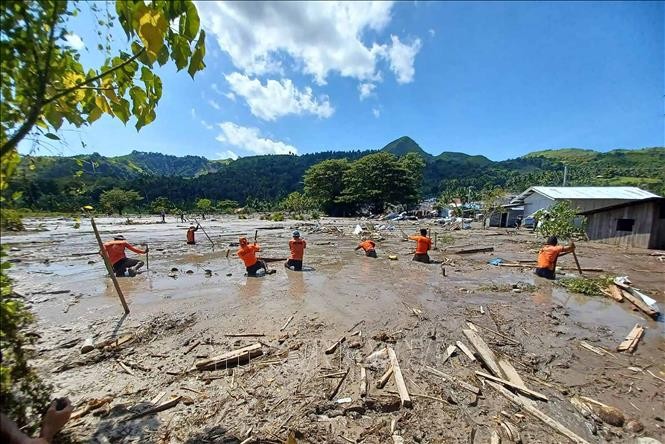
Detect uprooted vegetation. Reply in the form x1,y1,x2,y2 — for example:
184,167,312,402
558,276,616,296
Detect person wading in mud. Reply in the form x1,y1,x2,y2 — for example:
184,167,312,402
534,236,575,280
285,230,306,271
186,224,200,245
355,238,377,258
103,234,147,277
409,228,432,263
237,237,275,277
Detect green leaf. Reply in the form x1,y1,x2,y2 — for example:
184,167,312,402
171,34,191,71
183,2,200,41
44,133,60,140
188,30,206,78
111,98,131,124
137,7,168,62
157,44,169,66
11,191,23,201
87,106,103,123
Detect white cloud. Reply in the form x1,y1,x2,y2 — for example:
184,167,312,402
64,33,85,50
216,150,239,160
372,108,381,118
215,122,297,155
197,1,396,84
201,120,214,130
224,92,236,102
190,108,197,119
225,72,334,121
386,35,422,84
211,83,223,95
428,28,435,37
208,99,221,110
358,82,376,100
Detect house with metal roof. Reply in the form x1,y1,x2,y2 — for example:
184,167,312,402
509,186,661,217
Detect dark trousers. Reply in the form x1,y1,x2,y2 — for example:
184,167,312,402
246,260,267,277
365,250,377,258
112,258,141,277
535,267,555,280
285,259,303,271
412,253,430,263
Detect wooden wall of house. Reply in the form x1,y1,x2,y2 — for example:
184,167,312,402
649,201,665,249
585,202,661,249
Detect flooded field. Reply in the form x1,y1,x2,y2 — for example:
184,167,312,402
4,215,664,443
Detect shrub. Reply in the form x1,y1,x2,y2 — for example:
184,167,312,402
559,275,615,296
270,212,285,222
0,209,25,231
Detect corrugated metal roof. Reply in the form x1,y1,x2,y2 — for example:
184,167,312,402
511,186,661,204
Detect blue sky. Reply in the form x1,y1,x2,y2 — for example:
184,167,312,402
26,1,664,161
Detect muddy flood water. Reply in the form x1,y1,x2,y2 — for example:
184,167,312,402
4,215,665,443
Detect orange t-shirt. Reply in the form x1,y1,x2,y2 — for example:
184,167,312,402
237,244,260,267
103,241,145,265
409,235,432,254
537,245,564,270
187,228,197,243
359,240,376,251
289,239,306,260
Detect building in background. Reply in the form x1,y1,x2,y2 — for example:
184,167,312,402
509,186,660,217
579,197,665,249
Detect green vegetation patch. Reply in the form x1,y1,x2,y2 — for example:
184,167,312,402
558,275,615,296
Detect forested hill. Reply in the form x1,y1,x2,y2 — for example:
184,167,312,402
8,137,665,212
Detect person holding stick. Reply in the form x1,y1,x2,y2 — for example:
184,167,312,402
186,224,200,245
409,228,432,263
236,237,275,277
285,230,306,271
103,234,147,277
1,398,73,443
534,236,575,280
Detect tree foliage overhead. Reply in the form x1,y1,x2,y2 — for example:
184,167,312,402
534,201,587,239
303,159,351,216
0,0,206,160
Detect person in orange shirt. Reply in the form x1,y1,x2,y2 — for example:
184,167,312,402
409,228,432,263
355,238,377,258
237,237,275,277
186,224,200,245
535,236,575,280
103,234,147,277
285,230,306,271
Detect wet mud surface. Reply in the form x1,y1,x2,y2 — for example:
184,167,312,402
4,216,665,443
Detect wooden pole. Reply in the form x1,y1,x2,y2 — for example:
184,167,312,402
90,217,130,314
145,242,149,271
192,218,215,247
572,250,583,275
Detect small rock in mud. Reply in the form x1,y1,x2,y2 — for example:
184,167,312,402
10,247,20,252
8,258,21,263
186,269,194,274
87,260,96,264
204,269,213,276
168,272,177,278
624,419,644,433
512,288,522,293
226,273,232,277
347,338,363,349
171,267,179,272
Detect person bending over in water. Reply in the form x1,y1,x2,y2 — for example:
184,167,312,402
355,238,377,258
285,230,306,271
535,236,575,280
103,234,147,277
237,237,275,277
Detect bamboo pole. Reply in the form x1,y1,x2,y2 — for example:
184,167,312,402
192,218,215,247
90,217,130,314
572,250,583,275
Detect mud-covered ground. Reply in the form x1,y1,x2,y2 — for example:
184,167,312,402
4,215,665,443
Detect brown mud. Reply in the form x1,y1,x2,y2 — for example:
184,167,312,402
4,215,665,443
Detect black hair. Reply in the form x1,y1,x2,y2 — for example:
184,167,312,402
546,236,558,246
420,228,428,236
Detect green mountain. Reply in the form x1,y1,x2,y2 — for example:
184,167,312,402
7,140,664,212
381,136,430,157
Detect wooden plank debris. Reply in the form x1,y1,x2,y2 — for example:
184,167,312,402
490,430,501,444
475,371,549,402
467,322,520,345
455,247,494,254
619,289,658,319
280,315,294,331
424,366,480,395
387,346,412,408
327,367,350,400
442,344,457,364
376,365,394,389
192,343,263,371
463,329,503,377
224,333,265,338
607,285,624,302
125,396,182,421
486,381,591,444
184,340,201,355
617,324,644,353
456,341,477,362
325,336,346,354
117,360,135,376
498,358,536,407
360,367,368,397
